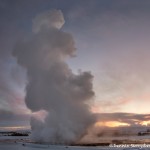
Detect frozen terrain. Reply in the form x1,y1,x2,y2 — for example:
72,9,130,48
0,127,150,150
1,142,150,150
0,134,150,150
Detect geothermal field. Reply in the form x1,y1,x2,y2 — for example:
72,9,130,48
1,127,150,150
1,1,150,150
0,133,150,150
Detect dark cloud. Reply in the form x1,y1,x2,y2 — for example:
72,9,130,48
0,109,30,123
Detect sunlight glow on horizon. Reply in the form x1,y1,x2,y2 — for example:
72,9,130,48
95,121,130,127
140,121,150,126
0,126,31,131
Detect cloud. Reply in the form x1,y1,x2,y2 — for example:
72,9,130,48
13,9,95,144
95,113,150,126
0,108,30,129
32,9,65,33
1,0,150,134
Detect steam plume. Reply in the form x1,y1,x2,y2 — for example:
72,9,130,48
13,10,95,143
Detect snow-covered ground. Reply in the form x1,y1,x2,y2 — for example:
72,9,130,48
0,143,103,150
0,130,150,150
1,139,150,150
1,143,150,150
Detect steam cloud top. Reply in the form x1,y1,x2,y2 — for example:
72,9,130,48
13,10,95,143
32,10,65,33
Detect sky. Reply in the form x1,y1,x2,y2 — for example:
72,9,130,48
0,0,150,129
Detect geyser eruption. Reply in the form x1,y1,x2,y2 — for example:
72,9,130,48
13,10,95,143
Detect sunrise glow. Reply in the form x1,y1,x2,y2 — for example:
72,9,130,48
0,126,30,131
140,120,150,126
95,121,130,127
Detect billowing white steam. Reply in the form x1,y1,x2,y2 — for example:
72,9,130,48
13,10,95,143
